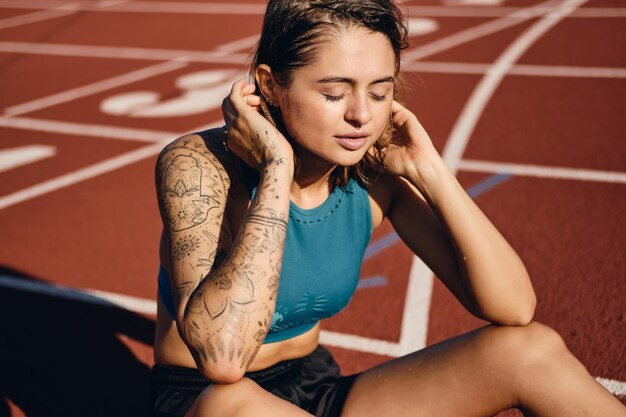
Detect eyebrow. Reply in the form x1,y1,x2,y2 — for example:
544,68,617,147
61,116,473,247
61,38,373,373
317,76,394,86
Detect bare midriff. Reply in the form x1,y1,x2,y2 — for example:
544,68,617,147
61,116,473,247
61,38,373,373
153,299,320,373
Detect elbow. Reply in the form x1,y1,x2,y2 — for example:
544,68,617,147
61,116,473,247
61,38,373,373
491,294,537,326
478,289,537,327
513,283,537,325
178,320,248,384
497,274,537,326
190,348,248,384
516,292,537,325
199,363,246,384
506,304,535,326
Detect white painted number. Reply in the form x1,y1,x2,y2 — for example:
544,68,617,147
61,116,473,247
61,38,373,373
99,69,240,118
0,145,56,173
407,18,440,37
445,0,505,5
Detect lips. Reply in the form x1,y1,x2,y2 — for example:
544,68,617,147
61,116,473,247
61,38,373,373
335,133,370,151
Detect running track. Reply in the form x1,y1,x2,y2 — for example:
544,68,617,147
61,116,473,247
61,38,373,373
0,0,624,416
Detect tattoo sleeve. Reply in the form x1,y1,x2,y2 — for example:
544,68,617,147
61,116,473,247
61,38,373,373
155,132,291,380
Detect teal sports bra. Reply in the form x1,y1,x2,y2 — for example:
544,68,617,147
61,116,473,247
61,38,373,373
158,166,372,344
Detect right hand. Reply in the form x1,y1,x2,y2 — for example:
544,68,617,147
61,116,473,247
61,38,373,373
221,79,293,170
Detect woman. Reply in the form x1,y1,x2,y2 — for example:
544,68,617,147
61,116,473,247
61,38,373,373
149,1,626,416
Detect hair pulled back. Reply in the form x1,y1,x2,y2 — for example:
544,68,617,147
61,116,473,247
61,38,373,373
250,0,409,186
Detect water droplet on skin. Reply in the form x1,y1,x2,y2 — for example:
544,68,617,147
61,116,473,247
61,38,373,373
383,378,389,383
407,367,413,373
376,373,382,379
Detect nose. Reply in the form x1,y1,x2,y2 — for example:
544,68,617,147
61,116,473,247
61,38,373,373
345,93,371,128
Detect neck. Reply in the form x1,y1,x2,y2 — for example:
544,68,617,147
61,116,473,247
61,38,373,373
290,146,337,209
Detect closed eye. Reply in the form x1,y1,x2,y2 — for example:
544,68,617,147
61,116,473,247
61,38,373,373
323,93,345,103
370,93,388,102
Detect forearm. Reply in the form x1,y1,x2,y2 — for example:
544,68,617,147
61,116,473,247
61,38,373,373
182,160,292,382
406,156,536,325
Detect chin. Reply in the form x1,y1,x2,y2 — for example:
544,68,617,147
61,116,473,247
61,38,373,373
329,149,370,167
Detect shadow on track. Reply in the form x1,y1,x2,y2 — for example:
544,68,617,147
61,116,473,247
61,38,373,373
0,266,154,417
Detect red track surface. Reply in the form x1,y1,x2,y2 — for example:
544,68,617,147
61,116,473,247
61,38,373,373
0,1,624,416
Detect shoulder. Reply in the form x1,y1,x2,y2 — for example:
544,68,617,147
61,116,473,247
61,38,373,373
156,128,240,193
366,173,421,228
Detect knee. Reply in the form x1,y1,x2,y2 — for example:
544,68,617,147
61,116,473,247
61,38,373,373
190,378,265,417
482,320,571,369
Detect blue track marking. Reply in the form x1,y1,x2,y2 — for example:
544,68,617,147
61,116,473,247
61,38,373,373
356,275,388,289
363,173,514,261
466,173,513,198
363,231,401,261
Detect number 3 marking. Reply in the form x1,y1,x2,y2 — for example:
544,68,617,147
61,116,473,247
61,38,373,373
100,69,239,118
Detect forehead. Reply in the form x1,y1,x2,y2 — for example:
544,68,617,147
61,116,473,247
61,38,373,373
294,26,396,82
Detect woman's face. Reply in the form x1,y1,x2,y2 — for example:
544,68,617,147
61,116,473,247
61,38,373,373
276,26,396,168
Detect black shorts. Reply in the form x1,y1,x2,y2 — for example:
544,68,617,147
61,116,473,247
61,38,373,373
147,345,359,417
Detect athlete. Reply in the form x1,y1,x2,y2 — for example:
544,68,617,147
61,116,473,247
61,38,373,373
148,1,626,416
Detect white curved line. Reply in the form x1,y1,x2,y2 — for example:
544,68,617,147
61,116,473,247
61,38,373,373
442,0,589,173
1,272,625,398
401,0,588,356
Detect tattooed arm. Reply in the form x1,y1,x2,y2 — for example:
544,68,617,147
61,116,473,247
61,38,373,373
156,84,294,384
156,134,292,383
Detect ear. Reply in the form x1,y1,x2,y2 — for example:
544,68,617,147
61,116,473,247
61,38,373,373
255,64,279,105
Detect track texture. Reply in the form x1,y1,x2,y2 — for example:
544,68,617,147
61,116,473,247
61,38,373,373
0,1,624,415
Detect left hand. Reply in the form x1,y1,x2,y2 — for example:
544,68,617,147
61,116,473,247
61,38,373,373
382,100,440,178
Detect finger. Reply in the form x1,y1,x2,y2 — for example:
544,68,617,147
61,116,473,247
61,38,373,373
245,95,261,106
241,82,256,96
230,78,246,96
230,80,252,112
390,100,417,126
391,100,405,115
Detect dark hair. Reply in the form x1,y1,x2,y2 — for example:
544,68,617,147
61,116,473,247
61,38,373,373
250,0,408,187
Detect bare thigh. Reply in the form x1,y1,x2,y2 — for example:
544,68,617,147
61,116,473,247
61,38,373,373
186,377,314,417
340,321,570,417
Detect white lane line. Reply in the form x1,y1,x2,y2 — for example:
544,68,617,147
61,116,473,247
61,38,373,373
0,0,131,31
399,256,434,354
404,62,626,78
214,34,259,53
0,141,165,210
4,60,189,117
0,0,266,15
0,41,250,64
86,287,157,315
0,145,57,173
95,1,266,15
444,0,505,5
569,7,626,18
0,274,157,315
320,330,401,357
441,0,588,172
596,378,626,397
1,1,622,18
0,8,75,31
2,272,626,397
0,120,223,210
399,0,587,357
459,160,626,184
0,271,403,356
0,116,178,142
404,6,626,18
2,34,255,117
0,0,67,6
0,1,592,70
402,0,561,64
506,64,626,78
